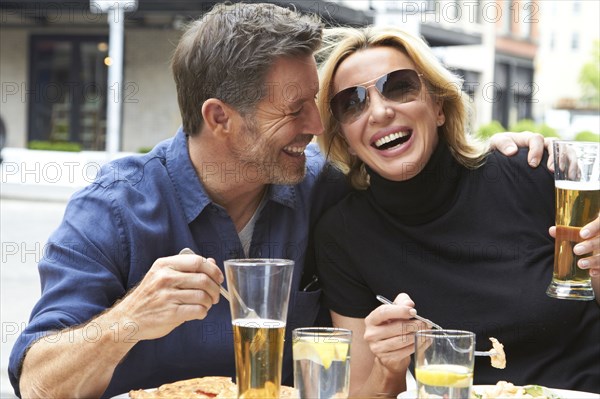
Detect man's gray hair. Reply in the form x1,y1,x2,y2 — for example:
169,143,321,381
172,2,323,136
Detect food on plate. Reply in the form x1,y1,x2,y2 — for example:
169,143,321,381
128,376,298,398
472,381,560,399
489,337,506,369
129,376,234,398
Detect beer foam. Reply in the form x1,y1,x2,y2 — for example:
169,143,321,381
555,180,599,191
232,318,286,328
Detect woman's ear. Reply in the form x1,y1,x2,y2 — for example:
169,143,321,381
338,131,357,155
201,99,235,135
435,99,445,127
348,145,357,156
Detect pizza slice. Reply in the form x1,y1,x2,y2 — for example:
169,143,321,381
129,376,235,398
128,376,298,399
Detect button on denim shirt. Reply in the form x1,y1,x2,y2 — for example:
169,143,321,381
9,129,348,397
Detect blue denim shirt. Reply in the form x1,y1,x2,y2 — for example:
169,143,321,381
9,129,348,397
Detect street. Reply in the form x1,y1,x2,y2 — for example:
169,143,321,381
1,198,67,397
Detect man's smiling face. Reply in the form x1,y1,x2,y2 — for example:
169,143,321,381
230,54,324,185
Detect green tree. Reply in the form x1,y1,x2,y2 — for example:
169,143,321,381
509,119,537,133
509,119,560,138
579,40,600,107
536,123,559,138
574,131,600,142
476,120,506,139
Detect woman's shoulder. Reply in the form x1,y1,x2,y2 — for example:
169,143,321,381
483,147,553,181
487,146,529,165
486,146,549,167
472,148,554,208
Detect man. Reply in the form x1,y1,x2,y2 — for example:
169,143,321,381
9,3,547,397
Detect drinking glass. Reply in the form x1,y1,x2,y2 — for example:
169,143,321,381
293,327,352,399
224,259,294,399
415,330,475,399
546,140,599,301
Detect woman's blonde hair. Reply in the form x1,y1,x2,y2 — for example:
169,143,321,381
316,26,487,189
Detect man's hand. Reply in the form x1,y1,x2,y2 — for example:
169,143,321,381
115,253,224,341
19,252,224,398
488,131,556,170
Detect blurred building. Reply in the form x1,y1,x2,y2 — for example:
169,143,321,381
2,0,596,155
491,0,539,129
0,0,372,152
535,0,600,138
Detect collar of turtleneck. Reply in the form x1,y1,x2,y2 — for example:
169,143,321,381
366,140,464,225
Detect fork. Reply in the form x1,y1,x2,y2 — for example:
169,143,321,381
178,248,259,318
375,295,496,357
179,248,266,352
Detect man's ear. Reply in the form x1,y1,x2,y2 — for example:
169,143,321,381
201,99,235,135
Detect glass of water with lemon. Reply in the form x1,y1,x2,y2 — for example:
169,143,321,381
415,330,475,399
292,327,352,398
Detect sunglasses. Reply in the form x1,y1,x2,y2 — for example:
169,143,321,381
329,68,423,124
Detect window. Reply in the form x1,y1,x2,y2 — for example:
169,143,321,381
500,0,513,35
473,0,482,24
423,0,437,12
571,32,579,50
520,3,532,39
514,67,534,122
29,35,109,150
454,68,480,101
446,0,460,21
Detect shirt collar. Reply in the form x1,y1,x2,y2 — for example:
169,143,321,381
166,128,298,224
166,128,212,223
267,183,297,210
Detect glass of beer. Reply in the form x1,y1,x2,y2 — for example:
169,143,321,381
547,140,599,301
292,327,352,399
224,259,294,399
415,330,475,399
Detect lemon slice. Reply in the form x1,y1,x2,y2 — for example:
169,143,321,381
293,339,349,369
416,364,473,388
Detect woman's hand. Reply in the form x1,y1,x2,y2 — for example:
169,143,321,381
551,215,600,304
364,293,428,374
550,216,600,277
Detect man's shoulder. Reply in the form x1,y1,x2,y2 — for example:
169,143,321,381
304,142,326,176
92,140,171,189
64,139,175,216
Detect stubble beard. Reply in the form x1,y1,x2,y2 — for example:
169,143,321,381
233,119,307,185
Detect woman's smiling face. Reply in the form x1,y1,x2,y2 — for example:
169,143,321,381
332,46,445,181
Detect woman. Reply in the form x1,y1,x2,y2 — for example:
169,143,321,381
313,26,600,397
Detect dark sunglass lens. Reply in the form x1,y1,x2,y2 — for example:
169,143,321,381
380,70,421,103
331,87,368,123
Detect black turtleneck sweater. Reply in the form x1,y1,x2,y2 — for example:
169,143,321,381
314,143,600,392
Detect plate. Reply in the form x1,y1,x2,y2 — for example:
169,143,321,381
397,385,600,399
112,388,156,399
